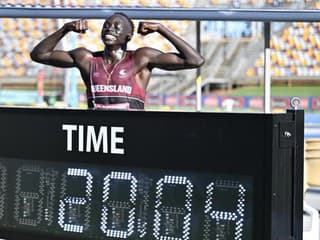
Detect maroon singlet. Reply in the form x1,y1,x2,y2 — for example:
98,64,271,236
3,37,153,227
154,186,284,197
87,51,146,110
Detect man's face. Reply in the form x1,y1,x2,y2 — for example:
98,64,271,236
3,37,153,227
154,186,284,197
101,14,132,46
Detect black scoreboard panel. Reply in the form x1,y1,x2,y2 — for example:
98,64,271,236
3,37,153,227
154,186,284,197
0,157,252,240
0,107,303,240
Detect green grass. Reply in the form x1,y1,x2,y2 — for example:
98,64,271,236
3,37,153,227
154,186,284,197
225,86,320,97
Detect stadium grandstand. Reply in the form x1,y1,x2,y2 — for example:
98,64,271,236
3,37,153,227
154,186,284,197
0,0,195,107
0,0,319,111
247,22,320,80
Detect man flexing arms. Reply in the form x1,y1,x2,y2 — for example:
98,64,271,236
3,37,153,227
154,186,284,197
30,13,204,110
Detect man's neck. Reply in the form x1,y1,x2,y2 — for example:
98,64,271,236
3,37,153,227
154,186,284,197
104,48,126,64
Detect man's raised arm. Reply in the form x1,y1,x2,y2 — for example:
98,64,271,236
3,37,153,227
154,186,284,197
137,22,205,70
30,20,88,68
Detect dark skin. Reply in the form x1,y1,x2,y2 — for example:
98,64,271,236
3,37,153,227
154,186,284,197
30,14,204,94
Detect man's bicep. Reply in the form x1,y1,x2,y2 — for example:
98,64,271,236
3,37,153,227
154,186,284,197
136,48,184,70
46,50,76,68
149,52,187,70
144,48,184,70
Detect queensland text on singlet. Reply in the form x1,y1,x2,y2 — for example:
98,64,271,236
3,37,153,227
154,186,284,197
87,51,146,110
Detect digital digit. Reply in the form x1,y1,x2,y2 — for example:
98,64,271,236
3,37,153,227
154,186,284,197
43,168,59,226
153,175,193,240
0,162,7,220
203,180,246,240
136,176,153,238
58,168,93,233
14,165,45,226
101,171,137,239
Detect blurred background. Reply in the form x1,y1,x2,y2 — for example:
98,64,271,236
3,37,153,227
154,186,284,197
0,0,319,114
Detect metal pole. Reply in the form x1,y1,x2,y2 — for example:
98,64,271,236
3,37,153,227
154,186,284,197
196,20,202,112
264,22,271,113
1,8,320,21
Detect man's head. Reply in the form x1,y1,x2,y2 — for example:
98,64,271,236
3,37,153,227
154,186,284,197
101,13,134,47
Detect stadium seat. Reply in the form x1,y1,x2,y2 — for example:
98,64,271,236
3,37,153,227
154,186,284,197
248,19,320,78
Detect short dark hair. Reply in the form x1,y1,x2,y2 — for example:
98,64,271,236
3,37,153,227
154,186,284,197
114,12,134,36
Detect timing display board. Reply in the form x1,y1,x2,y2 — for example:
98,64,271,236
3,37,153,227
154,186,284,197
0,107,303,240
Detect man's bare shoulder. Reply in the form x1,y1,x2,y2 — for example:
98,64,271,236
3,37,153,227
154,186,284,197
134,47,161,54
71,47,94,57
70,47,96,62
134,47,162,59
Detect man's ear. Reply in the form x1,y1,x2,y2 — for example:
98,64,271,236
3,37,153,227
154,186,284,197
126,34,132,41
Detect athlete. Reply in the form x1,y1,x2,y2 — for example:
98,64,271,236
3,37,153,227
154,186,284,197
30,13,204,110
